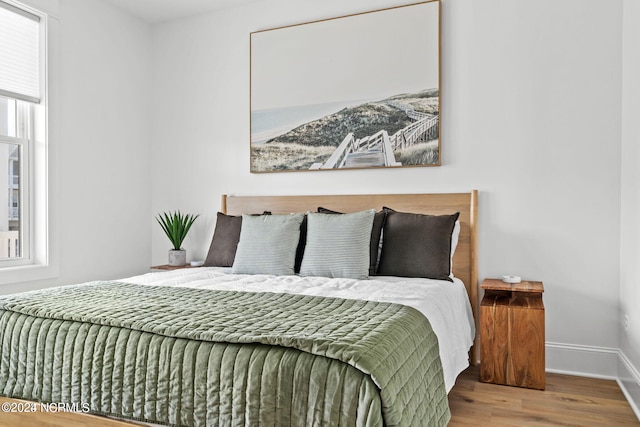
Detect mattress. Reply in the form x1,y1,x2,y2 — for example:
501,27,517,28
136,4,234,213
0,268,474,426
123,267,475,393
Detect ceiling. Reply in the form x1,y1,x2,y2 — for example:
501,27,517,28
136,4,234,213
104,0,260,24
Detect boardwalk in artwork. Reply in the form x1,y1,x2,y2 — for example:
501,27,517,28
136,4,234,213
311,101,439,170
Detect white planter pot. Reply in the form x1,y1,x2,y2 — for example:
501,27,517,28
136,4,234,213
168,249,186,266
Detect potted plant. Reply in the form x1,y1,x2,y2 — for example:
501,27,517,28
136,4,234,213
156,211,199,266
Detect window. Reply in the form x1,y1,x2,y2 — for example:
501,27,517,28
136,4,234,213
0,97,29,261
0,0,47,272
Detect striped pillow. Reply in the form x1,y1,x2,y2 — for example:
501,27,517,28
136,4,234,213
300,209,375,279
232,213,305,275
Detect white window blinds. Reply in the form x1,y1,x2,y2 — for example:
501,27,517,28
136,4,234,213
0,1,40,103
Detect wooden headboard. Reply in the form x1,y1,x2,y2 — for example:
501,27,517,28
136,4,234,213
222,191,479,364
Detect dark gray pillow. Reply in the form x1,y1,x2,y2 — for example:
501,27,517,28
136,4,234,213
203,212,242,267
377,208,459,281
204,211,271,267
294,214,307,273
317,207,386,276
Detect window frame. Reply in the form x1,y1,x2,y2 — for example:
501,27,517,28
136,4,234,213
0,0,55,285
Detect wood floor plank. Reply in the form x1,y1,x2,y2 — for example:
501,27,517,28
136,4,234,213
0,397,145,427
449,366,640,426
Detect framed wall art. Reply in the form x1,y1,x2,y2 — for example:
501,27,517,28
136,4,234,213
250,0,440,173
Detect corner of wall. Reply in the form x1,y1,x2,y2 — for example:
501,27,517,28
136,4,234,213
618,350,640,421
546,343,640,421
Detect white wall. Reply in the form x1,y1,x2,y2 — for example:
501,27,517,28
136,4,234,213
56,0,152,284
0,0,152,293
0,0,632,400
150,0,623,375
620,0,640,412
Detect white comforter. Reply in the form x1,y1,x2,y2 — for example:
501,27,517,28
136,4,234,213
122,267,475,393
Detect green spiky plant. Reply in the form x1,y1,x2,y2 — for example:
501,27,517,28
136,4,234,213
156,211,199,250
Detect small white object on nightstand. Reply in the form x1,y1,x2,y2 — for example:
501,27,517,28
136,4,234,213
501,275,521,284
190,261,204,267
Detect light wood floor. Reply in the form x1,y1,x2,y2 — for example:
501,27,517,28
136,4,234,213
1,366,637,426
449,365,640,426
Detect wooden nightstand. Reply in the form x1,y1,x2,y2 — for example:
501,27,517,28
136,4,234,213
480,278,545,390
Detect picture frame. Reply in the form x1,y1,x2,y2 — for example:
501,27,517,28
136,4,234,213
250,0,441,173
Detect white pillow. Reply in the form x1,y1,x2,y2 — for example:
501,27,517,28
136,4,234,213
450,220,460,277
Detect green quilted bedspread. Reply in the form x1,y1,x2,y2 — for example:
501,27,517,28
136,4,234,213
0,282,450,426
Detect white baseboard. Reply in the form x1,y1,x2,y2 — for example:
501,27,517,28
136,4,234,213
618,350,640,422
545,342,640,422
546,341,618,379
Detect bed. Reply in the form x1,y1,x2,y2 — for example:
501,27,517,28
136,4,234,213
0,191,479,427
